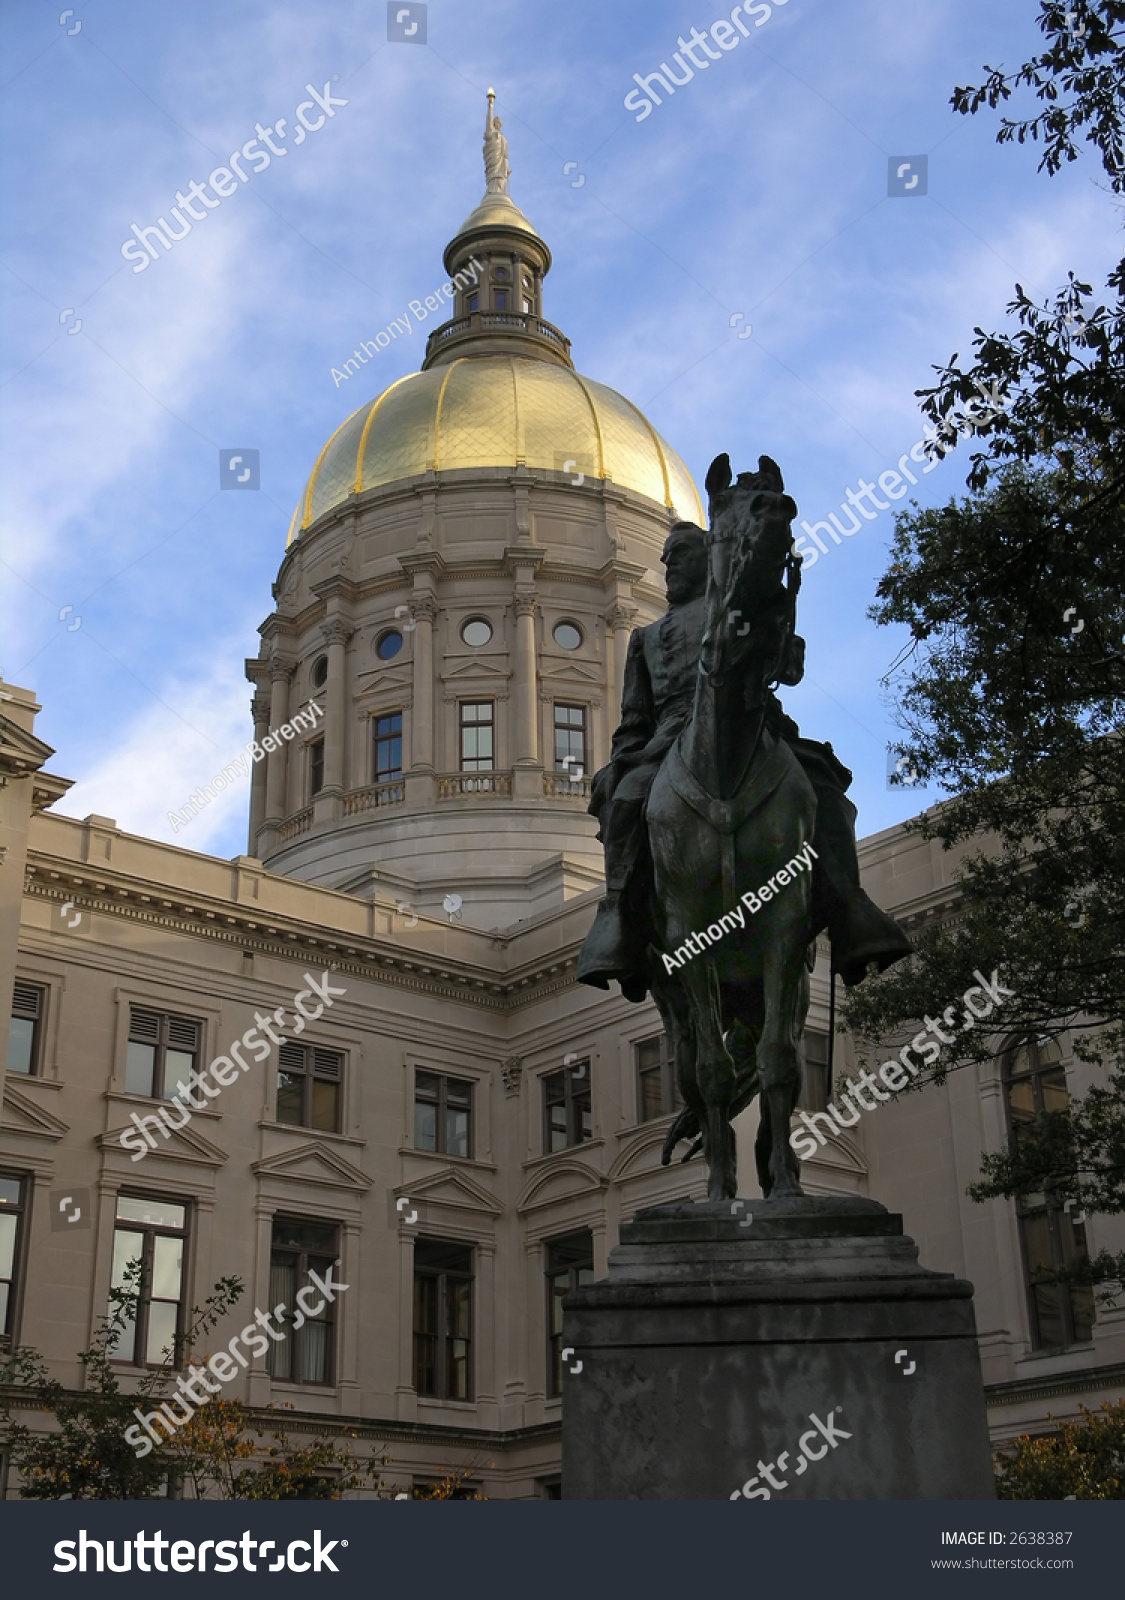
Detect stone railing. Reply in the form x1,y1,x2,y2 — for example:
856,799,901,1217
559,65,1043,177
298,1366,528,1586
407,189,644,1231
344,779,406,815
543,772,592,799
434,317,471,344
436,770,513,799
535,319,568,348
424,313,572,361
277,806,313,843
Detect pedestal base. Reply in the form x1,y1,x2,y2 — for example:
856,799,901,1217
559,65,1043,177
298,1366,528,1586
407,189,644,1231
560,1196,995,1500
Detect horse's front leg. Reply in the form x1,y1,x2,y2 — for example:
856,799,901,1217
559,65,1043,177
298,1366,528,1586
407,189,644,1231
650,968,703,1166
679,958,737,1200
758,928,810,1199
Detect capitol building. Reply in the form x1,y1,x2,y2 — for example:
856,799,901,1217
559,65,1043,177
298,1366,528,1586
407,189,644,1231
1,115,1122,1498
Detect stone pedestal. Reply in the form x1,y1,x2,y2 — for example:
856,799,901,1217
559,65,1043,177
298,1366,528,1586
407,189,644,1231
561,1196,995,1500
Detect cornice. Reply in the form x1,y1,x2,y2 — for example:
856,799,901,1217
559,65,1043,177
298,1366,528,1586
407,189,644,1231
398,551,447,579
596,557,648,585
32,771,74,811
290,466,687,553
23,857,589,1013
504,546,546,577
0,711,57,778
985,1359,1125,1409
256,555,660,649
310,574,362,604
895,888,964,936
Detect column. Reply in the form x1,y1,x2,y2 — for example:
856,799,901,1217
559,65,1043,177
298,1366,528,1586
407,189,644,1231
475,1242,498,1427
396,1230,418,1421
512,593,539,765
263,656,291,825
247,691,269,853
320,620,352,795
410,596,435,770
608,604,636,720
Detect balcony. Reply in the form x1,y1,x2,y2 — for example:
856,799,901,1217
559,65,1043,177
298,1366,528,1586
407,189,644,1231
543,772,592,800
422,311,573,370
277,806,313,843
344,779,406,815
436,770,513,798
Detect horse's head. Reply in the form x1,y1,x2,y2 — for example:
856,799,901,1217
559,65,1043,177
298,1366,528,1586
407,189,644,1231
699,453,799,685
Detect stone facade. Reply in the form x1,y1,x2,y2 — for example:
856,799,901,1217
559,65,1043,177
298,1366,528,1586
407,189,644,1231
3,754,1123,1495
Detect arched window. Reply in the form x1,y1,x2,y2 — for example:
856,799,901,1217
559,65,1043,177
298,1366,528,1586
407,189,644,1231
1002,1035,1095,1350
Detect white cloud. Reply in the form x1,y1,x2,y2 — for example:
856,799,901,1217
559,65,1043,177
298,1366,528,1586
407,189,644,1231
58,642,254,855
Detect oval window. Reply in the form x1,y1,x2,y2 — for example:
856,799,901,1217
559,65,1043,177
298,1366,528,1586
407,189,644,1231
376,630,404,660
461,618,493,647
493,266,509,281
310,655,328,689
553,621,582,651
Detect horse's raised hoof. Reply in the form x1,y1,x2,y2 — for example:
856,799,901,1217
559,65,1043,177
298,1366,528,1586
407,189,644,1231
661,1107,699,1167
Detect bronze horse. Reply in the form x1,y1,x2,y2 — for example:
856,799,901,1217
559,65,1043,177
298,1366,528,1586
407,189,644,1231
645,454,816,1202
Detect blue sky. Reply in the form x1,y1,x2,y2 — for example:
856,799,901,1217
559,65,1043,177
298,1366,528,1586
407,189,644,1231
1,0,1119,860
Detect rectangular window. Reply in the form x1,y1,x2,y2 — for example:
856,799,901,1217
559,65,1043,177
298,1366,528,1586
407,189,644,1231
543,1064,592,1154
523,298,533,315
468,293,478,313
0,1174,27,1352
459,702,494,789
124,1008,201,1101
554,704,586,776
408,1478,481,1500
636,1034,681,1122
799,1031,831,1114
309,737,325,798
374,712,403,781
546,1231,594,1397
414,1070,473,1158
268,1219,339,1385
494,289,508,311
8,982,45,1077
276,1042,343,1133
109,1196,188,1367
413,1240,473,1401
1005,1037,1096,1349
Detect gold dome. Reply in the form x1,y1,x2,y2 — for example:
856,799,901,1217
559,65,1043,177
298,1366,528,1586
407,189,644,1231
287,356,703,543
455,190,540,240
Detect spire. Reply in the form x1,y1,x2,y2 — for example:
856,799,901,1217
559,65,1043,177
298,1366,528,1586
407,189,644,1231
419,92,573,372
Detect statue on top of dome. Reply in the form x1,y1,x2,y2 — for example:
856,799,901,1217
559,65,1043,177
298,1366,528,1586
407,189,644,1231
484,88,510,195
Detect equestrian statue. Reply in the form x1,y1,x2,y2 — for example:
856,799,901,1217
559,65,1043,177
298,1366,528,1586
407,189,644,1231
577,453,912,1202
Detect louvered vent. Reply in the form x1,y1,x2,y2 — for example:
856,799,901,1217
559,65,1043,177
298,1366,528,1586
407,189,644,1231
129,1008,161,1042
167,1015,200,1049
12,981,42,1018
279,1042,306,1073
313,1049,343,1080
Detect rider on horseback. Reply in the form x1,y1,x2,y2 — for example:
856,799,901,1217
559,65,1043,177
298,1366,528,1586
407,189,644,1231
577,518,912,1002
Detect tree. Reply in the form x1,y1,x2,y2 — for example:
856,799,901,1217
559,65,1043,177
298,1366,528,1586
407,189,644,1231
994,1400,1125,1498
0,1271,376,1499
1,1265,240,1499
1,1268,484,1499
842,1,1125,1295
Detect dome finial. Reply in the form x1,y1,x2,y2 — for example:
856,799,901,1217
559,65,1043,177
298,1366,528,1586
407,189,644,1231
483,88,511,196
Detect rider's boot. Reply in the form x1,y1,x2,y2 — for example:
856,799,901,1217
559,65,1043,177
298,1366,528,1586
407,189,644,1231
798,744,914,986
576,797,648,998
